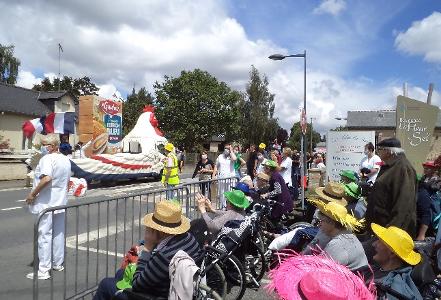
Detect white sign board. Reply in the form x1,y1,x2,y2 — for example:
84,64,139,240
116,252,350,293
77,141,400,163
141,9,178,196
326,131,376,182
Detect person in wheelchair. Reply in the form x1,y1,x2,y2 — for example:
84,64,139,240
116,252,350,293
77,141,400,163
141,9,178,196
93,200,202,300
368,223,423,300
189,190,250,246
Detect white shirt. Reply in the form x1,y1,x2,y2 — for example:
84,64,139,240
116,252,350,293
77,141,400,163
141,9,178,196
256,158,267,174
280,157,293,186
360,154,382,183
215,154,235,178
29,153,71,214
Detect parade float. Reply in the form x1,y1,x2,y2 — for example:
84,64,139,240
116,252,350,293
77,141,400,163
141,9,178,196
70,96,166,183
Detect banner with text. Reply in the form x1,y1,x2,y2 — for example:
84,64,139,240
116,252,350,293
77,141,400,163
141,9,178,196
396,96,439,174
326,131,376,182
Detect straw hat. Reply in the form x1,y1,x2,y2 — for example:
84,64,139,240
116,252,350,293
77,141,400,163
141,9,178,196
263,159,278,169
267,253,375,300
143,201,190,235
344,182,361,199
315,181,347,206
371,223,421,266
257,172,270,181
309,198,364,232
164,142,174,152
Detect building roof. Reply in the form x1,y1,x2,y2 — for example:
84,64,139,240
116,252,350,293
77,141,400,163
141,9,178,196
0,82,77,117
347,110,441,129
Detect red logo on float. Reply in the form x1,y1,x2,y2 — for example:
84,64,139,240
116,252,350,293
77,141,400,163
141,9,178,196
99,100,121,115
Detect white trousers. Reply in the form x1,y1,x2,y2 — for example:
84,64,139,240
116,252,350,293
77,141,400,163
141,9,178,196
217,180,229,209
37,212,65,273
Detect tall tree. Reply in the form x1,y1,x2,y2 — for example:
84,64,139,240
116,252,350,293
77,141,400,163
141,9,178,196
33,76,99,97
241,66,279,146
123,87,154,135
154,69,243,150
0,44,20,84
288,121,322,152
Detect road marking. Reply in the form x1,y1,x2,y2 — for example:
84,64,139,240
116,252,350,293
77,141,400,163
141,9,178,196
16,199,26,202
69,245,124,258
0,187,29,192
1,206,23,211
66,222,139,245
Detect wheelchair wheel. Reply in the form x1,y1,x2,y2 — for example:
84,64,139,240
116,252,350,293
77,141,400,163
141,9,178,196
287,221,312,231
195,283,224,300
205,245,246,300
246,240,267,284
204,262,227,299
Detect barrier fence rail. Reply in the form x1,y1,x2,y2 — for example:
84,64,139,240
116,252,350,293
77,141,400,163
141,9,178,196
32,176,238,300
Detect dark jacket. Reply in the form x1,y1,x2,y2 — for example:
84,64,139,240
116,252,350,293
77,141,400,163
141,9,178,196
375,266,423,300
365,153,417,237
132,232,202,297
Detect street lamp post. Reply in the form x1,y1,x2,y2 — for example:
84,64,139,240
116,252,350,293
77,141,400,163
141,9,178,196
269,51,307,209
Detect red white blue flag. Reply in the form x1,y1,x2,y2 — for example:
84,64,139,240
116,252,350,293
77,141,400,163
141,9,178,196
22,112,76,138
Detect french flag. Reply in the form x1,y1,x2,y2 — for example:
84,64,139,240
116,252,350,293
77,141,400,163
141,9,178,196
22,112,76,138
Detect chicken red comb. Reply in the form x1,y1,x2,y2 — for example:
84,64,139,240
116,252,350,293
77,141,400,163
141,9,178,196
143,105,155,113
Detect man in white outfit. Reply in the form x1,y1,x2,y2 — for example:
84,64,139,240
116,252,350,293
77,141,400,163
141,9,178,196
26,134,71,280
213,143,236,209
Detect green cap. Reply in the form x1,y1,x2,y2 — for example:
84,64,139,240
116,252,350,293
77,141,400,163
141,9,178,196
224,190,250,209
263,159,278,168
116,263,137,290
339,170,358,182
416,174,423,182
344,182,361,199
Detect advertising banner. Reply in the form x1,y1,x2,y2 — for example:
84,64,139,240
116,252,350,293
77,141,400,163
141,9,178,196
326,131,376,182
396,96,439,174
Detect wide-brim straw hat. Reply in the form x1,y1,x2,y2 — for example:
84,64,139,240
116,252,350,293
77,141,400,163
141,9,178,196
263,159,278,169
143,200,190,235
371,223,421,266
266,252,376,300
309,198,364,232
315,181,347,206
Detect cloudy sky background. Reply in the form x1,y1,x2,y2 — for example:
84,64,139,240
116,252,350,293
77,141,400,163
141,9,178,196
1,0,440,134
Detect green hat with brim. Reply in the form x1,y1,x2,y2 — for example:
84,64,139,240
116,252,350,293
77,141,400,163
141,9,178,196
344,182,361,199
224,190,250,209
263,159,278,168
340,170,358,182
416,174,423,182
116,263,137,290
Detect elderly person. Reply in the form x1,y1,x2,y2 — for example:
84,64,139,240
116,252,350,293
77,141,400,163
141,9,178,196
262,160,293,219
365,138,417,238
26,134,71,280
307,196,368,271
369,224,423,300
94,201,202,300
189,190,249,245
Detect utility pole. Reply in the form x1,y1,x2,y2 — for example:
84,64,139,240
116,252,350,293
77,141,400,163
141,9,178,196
427,83,434,105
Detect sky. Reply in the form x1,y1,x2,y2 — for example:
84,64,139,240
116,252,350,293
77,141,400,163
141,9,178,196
1,0,440,134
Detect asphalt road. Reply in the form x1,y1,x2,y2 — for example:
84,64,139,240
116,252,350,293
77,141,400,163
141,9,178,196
0,175,274,300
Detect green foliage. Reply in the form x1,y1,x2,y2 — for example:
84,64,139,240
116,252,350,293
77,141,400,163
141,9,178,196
123,87,154,135
153,69,243,150
288,121,321,152
0,44,20,84
241,66,279,146
32,76,99,98
330,125,348,131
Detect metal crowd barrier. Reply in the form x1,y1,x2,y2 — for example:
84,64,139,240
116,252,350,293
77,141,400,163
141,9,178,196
32,176,238,300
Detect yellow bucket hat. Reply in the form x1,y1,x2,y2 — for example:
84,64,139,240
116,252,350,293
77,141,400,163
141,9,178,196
259,143,266,149
164,142,174,152
371,223,421,266
309,198,364,232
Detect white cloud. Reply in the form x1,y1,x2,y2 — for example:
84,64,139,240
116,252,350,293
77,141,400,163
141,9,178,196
395,12,441,63
98,84,123,100
313,0,346,16
16,71,42,89
1,0,424,134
